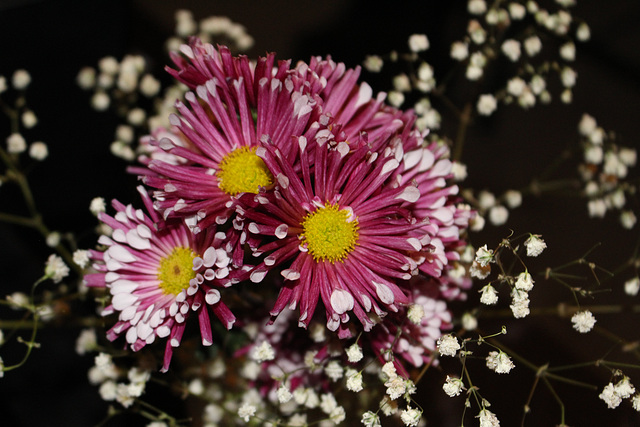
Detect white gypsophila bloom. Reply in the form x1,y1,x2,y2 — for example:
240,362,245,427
561,67,577,87
238,402,257,422
571,310,596,333
346,343,364,363
346,369,364,392
115,384,134,407
524,35,542,56
393,73,412,92
614,376,636,399
287,413,307,427
470,49,487,67
387,91,405,108
46,231,61,248
578,113,598,136
539,90,552,104
29,142,48,161
310,322,326,343
584,145,603,164
361,411,382,427
515,271,534,291
251,341,275,362
501,39,521,62
380,395,399,416
0,329,4,345
527,1,539,13
330,406,346,423
382,361,397,379
115,125,134,144
97,72,114,89
89,197,106,216
443,376,465,397
325,360,344,381
485,8,500,25
45,254,69,283
488,205,509,226
385,375,406,400
518,88,536,109
7,133,26,154
450,41,469,61
607,188,626,210
451,161,468,181
417,62,435,86
524,234,546,257
407,303,425,324
475,245,495,267
98,56,119,75
437,334,461,357
400,406,422,427
470,259,491,279
468,20,486,44
619,147,637,167
477,408,500,427
91,91,110,111
127,108,146,126
277,384,293,403
507,77,526,96
94,352,113,370
110,141,135,161
486,351,515,374
576,22,591,41
478,190,496,210
147,422,168,427
588,199,607,218
625,277,640,296
503,190,522,208
21,110,38,128
480,284,499,305
530,75,546,95
416,108,441,129
99,380,117,401
468,0,487,15
139,74,161,97
408,34,429,52
462,312,478,330
466,65,483,81
188,378,204,396
320,393,338,414
75,328,97,355
509,3,526,19
510,295,530,319
584,181,599,197
12,69,31,90
477,94,497,116
560,41,576,61
599,383,622,409
0,75,7,93
562,89,572,104
633,394,640,412
604,151,628,178
363,55,383,72
7,292,29,308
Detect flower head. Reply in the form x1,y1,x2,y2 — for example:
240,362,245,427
85,187,240,371
571,310,596,333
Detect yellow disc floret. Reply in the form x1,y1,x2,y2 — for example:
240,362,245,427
157,247,197,295
301,203,359,263
217,146,273,195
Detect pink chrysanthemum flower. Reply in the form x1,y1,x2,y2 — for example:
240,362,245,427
85,187,240,371
237,129,430,338
136,44,318,234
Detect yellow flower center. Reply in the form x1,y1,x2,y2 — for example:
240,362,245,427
217,146,273,195
301,203,359,263
157,247,197,295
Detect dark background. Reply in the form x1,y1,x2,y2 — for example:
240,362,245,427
1,0,639,425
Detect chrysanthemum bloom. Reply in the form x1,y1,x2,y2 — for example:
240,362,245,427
237,127,429,337
136,43,318,235
85,187,239,371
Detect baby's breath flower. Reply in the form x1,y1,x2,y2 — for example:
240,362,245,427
477,94,497,116
625,277,640,296
479,284,498,305
475,245,494,267
139,74,161,97
325,360,344,381
330,406,346,423
89,197,106,216
277,384,293,403
571,310,596,333
363,55,384,72
12,69,31,89
599,382,622,409
501,39,521,62
560,41,576,61
361,411,381,427
21,110,38,128
468,0,487,15
320,393,338,414
346,369,364,392
524,234,546,257
238,402,257,422
632,394,640,412
382,361,397,379
614,376,636,398
385,375,406,400
588,199,607,218
503,190,522,208
73,249,91,268
400,406,422,426
251,341,275,362
437,334,461,357
91,91,110,111
488,205,509,226
515,271,534,291
7,133,26,154
576,22,591,41
45,254,69,283
462,312,478,330
486,351,515,374
477,408,500,426
450,41,469,61
443,376,465,397
29,142,48,161
407,303,425,324
346,343,364,363
75,328,97,355
408,34,429,52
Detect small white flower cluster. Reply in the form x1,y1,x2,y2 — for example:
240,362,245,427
485,350,515,374
44,254,70,284
89,352,151,408
166,10,254,54
571,309,596,333
465,188,524,231
577,114,638,229
599,376,636,409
